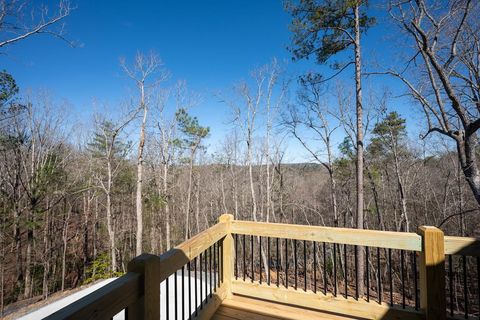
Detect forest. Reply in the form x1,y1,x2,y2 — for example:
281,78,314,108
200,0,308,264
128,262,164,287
1,0,479,316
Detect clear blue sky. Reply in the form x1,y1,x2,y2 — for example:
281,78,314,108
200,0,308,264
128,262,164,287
2,0,425,162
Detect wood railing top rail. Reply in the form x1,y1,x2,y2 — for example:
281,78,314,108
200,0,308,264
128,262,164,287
44,272,142,320
159,220,228,281
231,220,422,251
444,235,480,257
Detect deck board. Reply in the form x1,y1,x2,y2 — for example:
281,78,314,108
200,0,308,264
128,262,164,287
213,295,357,320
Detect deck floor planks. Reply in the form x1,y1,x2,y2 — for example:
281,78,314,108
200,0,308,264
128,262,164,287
213,306,283,320
212,295,357,320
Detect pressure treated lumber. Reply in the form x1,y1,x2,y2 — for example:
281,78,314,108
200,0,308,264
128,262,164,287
231,279,423,320
231,220,422,251
43,272,142,320
418,226,446,320
159,221,228,281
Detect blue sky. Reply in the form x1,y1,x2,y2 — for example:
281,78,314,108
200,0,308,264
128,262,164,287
2,0,428,162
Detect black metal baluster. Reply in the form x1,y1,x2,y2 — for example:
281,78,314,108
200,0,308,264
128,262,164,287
251,235,254,282
199,253,203,309
313,242,317,294
355,245,359,300
276,237,280,287
235,234,238,280
209,246,213,298
294,239,298,290
194,257,198,316
267,237,271,286
285,238,289,288
220,240,223,283
388,248,393,306
205,250,208,303
345,244,348,299
166,275,170,320
182,265,185,320
334,243,337,297
323,242,327,295
463,255,468,318
413,252,418,310
259,236,262,284
213,243,216,291
401,250,405,309
174,270,178,320
377,247,381,304
366,246,370,302
449,255,453,317
304,240,307,292
188,261,192,319
243,235,246,281
477,257,480,319
217,242,220,288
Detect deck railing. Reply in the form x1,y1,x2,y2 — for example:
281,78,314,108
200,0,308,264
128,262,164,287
45,214,479,320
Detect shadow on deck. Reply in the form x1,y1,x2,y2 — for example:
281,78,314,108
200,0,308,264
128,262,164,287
214,295,361,320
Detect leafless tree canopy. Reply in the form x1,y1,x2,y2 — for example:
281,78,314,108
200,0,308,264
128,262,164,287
0,0,74,49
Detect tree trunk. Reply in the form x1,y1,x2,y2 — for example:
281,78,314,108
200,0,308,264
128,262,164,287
195,184,200,234
325,137,339,227
106,161,117,272
391,141,409,232
185,151,195,240
1,242,4,317
82,192,91,276
13,208,22,285
61,206,71,291
42,202,50,299
366,164,384,230
23,218,33,299
163,162,171,250
458,134,480,207
136,93,147,256
248,138,258,222
354,3,365,298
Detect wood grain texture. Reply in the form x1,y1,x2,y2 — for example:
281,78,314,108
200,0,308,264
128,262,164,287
231,279,424,320
159,222,228,281
418,226,446,320
44,272,142,320
127,253,161,320
193,283,228,320
231,220,422,251
218,295,359,320
219,214,234,298
444,235,480,256
214,305,283,320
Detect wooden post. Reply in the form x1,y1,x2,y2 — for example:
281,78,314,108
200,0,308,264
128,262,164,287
127,253,160,320
417,226,446,320
219,214,234,298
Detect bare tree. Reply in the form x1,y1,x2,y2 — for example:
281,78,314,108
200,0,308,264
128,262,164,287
175,104,209,239
384,0,480,207
7,95,71,298
283,75,340,226
121,51,167,256
228,63,281,224
153,89,176,251
0,0,74,49
90,113,133,272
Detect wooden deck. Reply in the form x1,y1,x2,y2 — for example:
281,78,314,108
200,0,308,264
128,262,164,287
45,215,480,320
213,295,356,320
